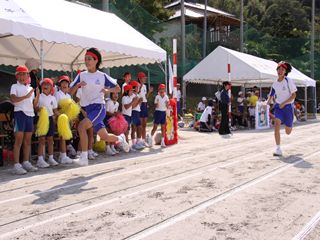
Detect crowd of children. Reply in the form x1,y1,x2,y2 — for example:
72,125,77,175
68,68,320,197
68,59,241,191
9,48,170,175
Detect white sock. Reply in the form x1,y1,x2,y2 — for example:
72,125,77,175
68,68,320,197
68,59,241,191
60,152,67,158
81,151,88,159
132,139,136,144
276,145,281,149
49,155,54,160
38,156,44,161
15,163,21,167
88,149,93,154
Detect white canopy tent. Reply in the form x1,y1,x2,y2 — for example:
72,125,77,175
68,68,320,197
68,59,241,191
0,0,166,72
183,46,317,118
183,46,315,87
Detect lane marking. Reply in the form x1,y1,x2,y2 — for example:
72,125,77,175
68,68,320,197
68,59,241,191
0,135,278,205
123,151,319,240
292,210,320,240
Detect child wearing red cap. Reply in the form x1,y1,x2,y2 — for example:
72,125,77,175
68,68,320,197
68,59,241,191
267,61,296,156
10,66,38,175
137,72,153,147
148,84,169,148
35,78,59,168
122,84,139,150
130,80,144,150
70,48,129,165
55,76,74,164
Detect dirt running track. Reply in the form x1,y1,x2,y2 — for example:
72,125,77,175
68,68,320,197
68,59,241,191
0,121,320,240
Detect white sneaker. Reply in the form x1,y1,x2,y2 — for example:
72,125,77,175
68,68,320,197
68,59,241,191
146,134,153,147
106,146,116,156
12,163,27,175
133,143,144,150
88,152,95,160
161,139,166,148
48,158,59,166
118,134,130,153
37,158,50,168
143,141,150,148
76,156,88,166
60,156,73,164
92,151,99,157
67,144,77,157
22,161,38,172
273,148,283,156
137,141,145,149
130,146,137,152
110,145,119,154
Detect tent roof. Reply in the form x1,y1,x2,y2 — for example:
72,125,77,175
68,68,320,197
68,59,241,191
0,0,166,71
183,46,316,87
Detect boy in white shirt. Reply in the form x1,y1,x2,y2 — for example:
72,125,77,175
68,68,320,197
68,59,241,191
121,72,131,93
10,66,38,175
267,61,297,156
197,97,206,112
35,78,59,168
55,75,73,164
148,84,169,148
130,80,144,150
199,99,214,132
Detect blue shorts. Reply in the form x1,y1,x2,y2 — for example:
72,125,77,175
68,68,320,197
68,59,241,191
140,102,148,118
238,106,244,113
177,101,181,114
124,115,131,130
154,110,166,125
131,110,141,126
104,115,110,129
14,111,34,133
86,104,106,133
274,103,294,128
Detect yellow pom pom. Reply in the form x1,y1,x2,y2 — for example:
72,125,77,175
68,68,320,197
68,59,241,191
58,99,80,121
57,114,73,140
93,140,106,152
36,107,49,136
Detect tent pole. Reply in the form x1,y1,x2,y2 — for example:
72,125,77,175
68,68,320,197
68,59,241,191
305,86,308,121
315,85,317,119
164,60,167,93
40,40,44,80
148,68,151,91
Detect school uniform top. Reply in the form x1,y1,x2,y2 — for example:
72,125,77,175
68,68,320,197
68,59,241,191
237,97,244,106
38,93,58,117
55,90,71,104
122,95,134,117
10,82,35,117
248,107,255,117
70,70,117,107
269,77,297,105
106,99,119,114
197,102,206,111
140,84,148,103
176,90,181,101
132,93,141,112
200,106,212,123
154,94,169,112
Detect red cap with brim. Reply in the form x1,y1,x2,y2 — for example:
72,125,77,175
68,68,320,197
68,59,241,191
158,84,166,90
58,75,70,83
123,84,133,93
15,65,29,74
277,63,287,70
130,80,140,87
137,72,146,79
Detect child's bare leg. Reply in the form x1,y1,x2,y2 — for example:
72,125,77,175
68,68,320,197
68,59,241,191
38,136,46,157
13,132,24,164
151,124,158,136
47,136,54,155
22,132,32,162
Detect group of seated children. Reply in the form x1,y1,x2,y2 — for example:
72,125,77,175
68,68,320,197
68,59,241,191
10,48,169,175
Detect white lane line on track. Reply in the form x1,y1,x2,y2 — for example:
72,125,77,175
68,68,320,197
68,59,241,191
1,148,318,240
0,152,265,239
0,134,277,205
123,151,320,240
292,210,320,240
0,129,273,186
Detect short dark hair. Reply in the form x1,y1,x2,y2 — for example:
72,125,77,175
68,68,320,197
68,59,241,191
86,48,102,69
208,99,214,107
123,72,131,77
223,81,231,87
